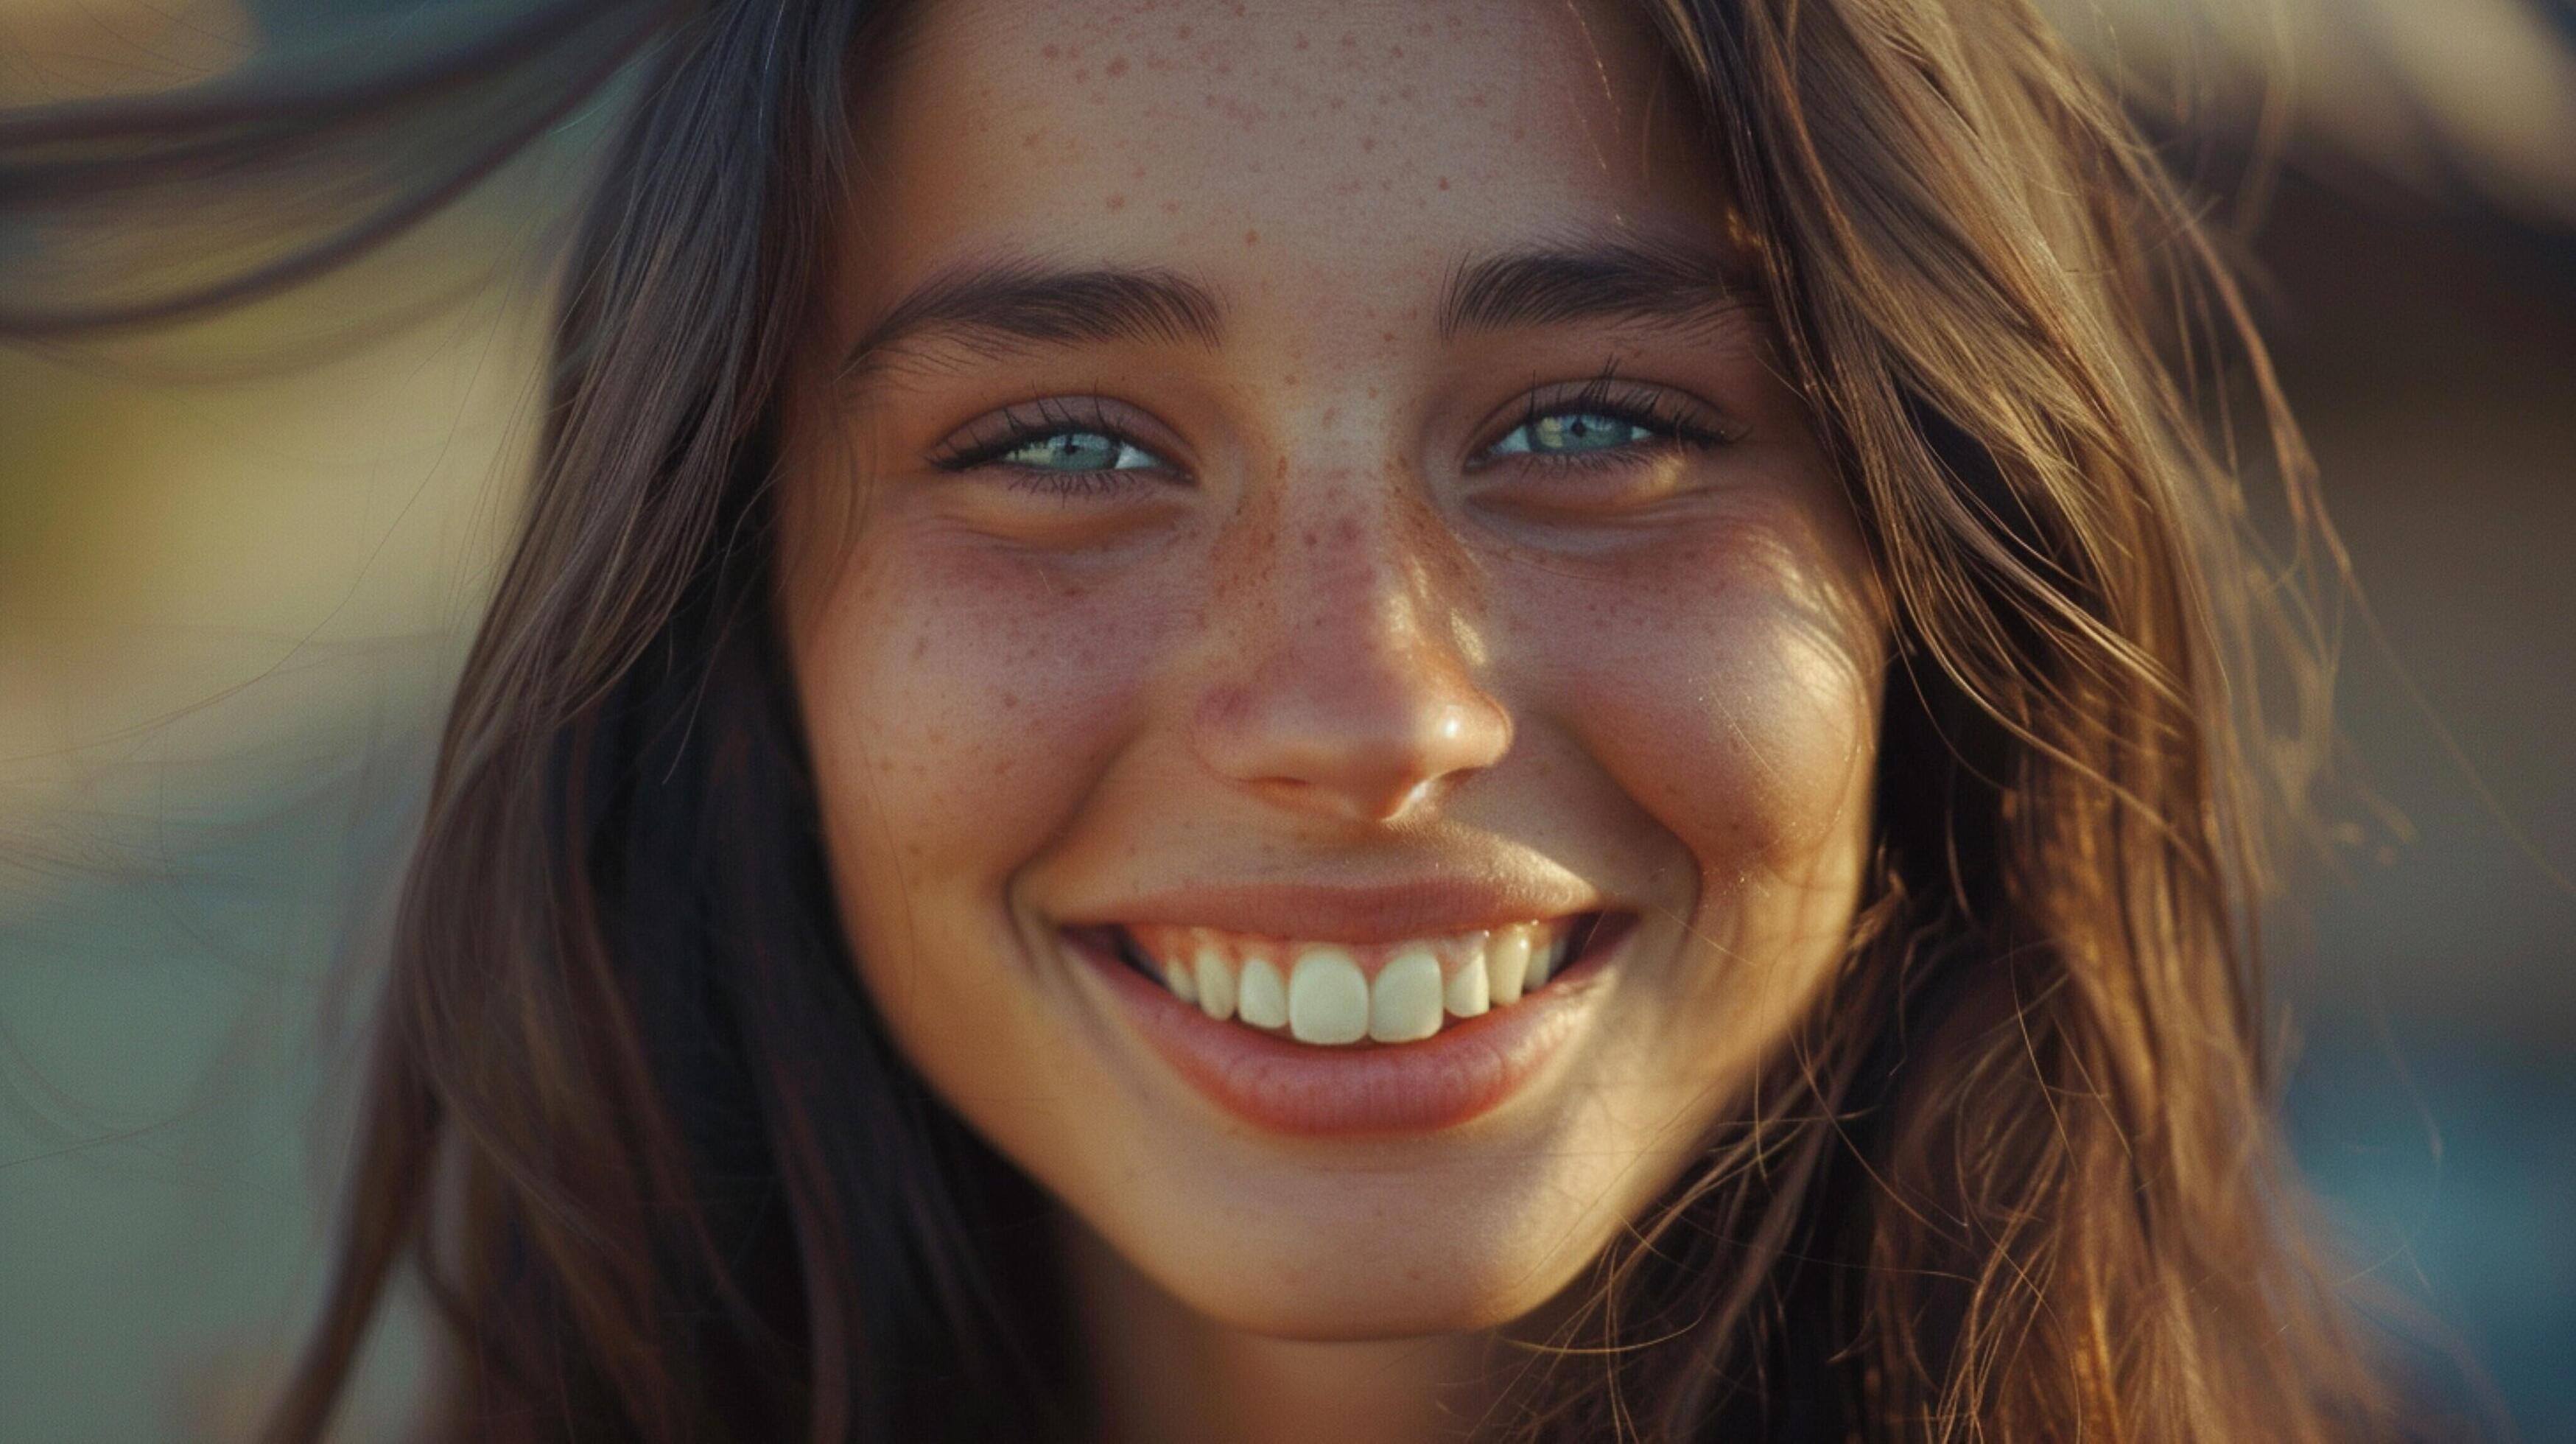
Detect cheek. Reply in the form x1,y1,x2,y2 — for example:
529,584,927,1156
793,533,1162,908
1526,505,1883,896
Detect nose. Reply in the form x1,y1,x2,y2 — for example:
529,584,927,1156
1190,488,1511,824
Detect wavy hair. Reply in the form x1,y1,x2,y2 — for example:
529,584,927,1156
1,0,2424,1437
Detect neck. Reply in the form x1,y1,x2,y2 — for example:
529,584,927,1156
1060,1215,1509,1444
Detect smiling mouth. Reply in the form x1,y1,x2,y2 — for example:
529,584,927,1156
1082,912,1621,1047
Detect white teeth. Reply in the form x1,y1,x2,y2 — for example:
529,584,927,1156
1130,916,1596,1045
1525,930,1559,990
1369,949,1445,1043
1287,947,1369,1045
1238,956,1290,1029
1444,948,1490,1018
1193,944,1235,1021
1486,925,1532,1006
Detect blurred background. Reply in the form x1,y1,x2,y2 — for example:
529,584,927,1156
1,0,2569,1437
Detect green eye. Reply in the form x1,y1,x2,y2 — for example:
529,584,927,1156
997,430,1165,472
1489,410,1659,458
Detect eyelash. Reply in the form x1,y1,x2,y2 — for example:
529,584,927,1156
1478,375,1736,477
927,394,1167,495
927,376,1736,496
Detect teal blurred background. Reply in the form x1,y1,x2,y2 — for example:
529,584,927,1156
2,1,2570,1437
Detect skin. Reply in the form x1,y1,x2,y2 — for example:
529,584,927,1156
781,1,1885,1437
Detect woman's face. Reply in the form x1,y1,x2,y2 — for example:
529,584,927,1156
783,0,1882,1339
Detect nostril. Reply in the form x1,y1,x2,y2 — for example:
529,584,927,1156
1196,670,1511,824
1252,774,1436,826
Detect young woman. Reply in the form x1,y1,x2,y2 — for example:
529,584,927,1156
5,0,2432,1437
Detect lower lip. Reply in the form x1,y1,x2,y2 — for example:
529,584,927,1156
1067,922,1624,1137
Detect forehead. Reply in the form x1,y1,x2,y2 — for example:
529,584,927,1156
857,0,1727,318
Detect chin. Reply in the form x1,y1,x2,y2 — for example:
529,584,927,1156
1075,1144,1640,1342
1145,1233,1583,1343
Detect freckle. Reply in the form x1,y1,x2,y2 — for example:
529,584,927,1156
1131,163,1145,178
1042,43,1060,59
1436,175,1450,190
1293,30,1308,49
1321,406,1338,426
1302,529,1318,548
992,759,1014,777
1338,30,1357,47
1177,22,1193,38
1282,372,1298,386
1106,55,1129,77
1161,199,1179,214
1360,136,1376,152
1327,96,1344,111
911,637,928,661
1243,228,1260,245
1106,194,1126,211
1022,130,1042,149
1397,85,1415,100
1389,44,1404,58
1467,92,1487,108
1073,67,1089,80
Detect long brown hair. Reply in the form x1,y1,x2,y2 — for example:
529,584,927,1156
3,0,2432,1437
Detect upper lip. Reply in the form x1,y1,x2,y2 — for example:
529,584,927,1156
1061,875,1610,945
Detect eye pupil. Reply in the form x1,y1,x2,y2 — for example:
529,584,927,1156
1531,411,1639,453
1006,430,1126,470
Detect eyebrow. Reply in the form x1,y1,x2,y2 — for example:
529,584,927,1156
1435,239,1754,341
842,238,1755,376
843,259,1226,378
